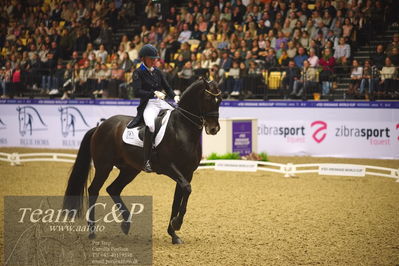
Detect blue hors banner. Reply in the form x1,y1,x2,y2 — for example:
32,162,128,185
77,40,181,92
1,99,398,159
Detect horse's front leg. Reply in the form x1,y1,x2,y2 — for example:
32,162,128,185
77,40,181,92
167,163,192,244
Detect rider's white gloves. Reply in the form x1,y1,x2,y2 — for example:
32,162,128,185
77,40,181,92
154,91,165,100
174,95,180,103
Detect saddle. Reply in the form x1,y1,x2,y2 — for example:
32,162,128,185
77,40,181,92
122,109,172,148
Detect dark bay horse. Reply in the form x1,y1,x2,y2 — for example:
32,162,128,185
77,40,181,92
63,78,222,244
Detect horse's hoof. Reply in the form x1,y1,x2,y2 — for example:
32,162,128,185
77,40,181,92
88,233,96,239
171,217,182,231
172,237,183,245
121,221,131,235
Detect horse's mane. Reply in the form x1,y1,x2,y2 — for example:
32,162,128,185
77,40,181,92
180,79,205,101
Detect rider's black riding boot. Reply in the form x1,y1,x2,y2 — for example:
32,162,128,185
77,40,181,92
126,120,136,129
143,126,154,173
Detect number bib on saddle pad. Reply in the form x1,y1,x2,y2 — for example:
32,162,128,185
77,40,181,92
122,110,172,147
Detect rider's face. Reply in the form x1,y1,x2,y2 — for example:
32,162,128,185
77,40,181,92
143,57,157,68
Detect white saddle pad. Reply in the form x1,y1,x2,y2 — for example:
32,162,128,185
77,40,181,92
122,110,172,147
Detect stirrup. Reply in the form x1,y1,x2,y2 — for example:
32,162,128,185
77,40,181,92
143,160,153,173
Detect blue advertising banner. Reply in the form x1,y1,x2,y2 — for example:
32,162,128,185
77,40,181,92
232,120,252,156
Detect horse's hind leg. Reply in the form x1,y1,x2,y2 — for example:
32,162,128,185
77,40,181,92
87,164,113,239
106,167,140,235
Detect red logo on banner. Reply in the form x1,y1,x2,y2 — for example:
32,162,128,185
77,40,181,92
311,121,327,143
396,123,399,141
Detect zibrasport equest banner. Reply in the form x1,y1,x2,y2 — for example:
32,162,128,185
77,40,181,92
0,99,398,159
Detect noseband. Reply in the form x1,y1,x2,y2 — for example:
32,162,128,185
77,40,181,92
176,86,221,130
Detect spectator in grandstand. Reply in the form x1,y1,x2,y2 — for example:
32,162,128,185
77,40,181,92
224,60,242,97
348,59,363,98
120,52,134,72
386,33,399,56
286,41,297,59
95,44,108,64
294,47,308,67
291,59,319,99
107,62,125,98
342,18,354,40
178,23,192,43
166,6,178,26
41,53,57,94
60,63,73,100
209,64,224,89
74,29,90,53
27,53,42,91
11,63,22,98
199,53,211,70
245,60,262,97
264,48,278,69
307,48,319,67
305,20,318,41
319,48,336,97
371,44,386,70
75,60,91,97
265,30,276,50
177,61,195,93
98,20,113,52
77,52,89,68
1,62,12,98
278,49,290,66
316,21,329,39
359,60,377,100
209,50,221,67
379,57,398,99
389,48,399,66
178,42,191,62
89,63,102,98
282,60,300,98
276,31,288,51
334,37,351,69
219,51,232,73
298,30,310,49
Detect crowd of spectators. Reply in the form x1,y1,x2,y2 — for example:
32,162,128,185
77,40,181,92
0,0,398,100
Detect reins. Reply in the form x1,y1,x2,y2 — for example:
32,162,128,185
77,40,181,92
165,81,221,130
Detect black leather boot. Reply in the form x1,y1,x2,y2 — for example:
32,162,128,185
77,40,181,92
126,120,136,129
143,126,154,172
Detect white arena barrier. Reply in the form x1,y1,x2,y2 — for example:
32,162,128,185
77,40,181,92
1,152,398,182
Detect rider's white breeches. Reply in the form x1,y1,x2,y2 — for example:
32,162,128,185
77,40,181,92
143,98,174,132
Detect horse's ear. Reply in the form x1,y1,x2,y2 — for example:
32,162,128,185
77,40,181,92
198,76,205,81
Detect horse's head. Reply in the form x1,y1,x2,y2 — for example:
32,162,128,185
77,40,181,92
200,78,222,135
179,77,222,135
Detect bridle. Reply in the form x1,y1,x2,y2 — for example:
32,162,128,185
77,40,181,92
176,84,221,130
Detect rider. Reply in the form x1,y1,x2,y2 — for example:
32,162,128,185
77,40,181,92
127,44,180,172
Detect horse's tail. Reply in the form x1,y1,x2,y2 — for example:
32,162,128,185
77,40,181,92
63,127,96,216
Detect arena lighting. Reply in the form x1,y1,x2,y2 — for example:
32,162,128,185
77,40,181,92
1,152,398,182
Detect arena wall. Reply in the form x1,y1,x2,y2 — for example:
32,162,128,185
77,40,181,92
0,99,398,159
